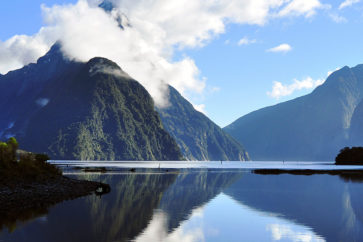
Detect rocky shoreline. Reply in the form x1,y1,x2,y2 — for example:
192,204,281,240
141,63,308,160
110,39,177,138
0,176,110,232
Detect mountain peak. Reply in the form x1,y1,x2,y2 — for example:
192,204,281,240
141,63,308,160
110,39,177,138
88,57,120,69
36,42,67,65
87,57,131,79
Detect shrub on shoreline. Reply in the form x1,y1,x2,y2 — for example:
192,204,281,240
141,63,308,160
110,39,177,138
335,147,363,165
0,137,61,183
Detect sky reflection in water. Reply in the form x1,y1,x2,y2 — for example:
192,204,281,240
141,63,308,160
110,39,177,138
1,169,363,241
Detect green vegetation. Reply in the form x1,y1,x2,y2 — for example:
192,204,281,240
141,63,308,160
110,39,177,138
0,137,18,163
335,147,363,165
0,137,61,184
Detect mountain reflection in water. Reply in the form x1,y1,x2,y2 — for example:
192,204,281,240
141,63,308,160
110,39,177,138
1,170,363,241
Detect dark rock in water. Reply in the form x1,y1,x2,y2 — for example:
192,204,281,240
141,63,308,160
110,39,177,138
95,183,111,196
225,64,363,161
157,86,249,161
83,167,107,173
0,44,183,161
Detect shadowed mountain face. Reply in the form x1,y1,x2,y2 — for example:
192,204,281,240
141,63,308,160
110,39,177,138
350,98,363,146
225,65,363,161
0,44,183,161
157,86,249,161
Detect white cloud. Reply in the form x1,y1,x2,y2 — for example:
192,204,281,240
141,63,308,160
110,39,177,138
267,67,342,99
267,224,325,242
0,31,57,74
329,13,347,23
267,77,324,99
193,104,207,114
208,86,221,94
0,0,326,107
339,0,360,9
327,67,341,77
277,0,328,18
238,37,257,46
267,43,292,53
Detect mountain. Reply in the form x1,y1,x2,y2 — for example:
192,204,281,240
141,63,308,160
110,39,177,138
224,65,363,161
156,86,249,161
0,44,183,161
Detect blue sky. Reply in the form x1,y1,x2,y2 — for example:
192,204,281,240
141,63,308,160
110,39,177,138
1,0,363,127
178,0,363,126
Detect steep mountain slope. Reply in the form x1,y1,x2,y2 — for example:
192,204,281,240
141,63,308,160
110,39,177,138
157,86,249,161
224,65,363,161
0,44,183,161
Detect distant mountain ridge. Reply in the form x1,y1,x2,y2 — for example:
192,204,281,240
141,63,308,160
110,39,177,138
0,44,183,161
224,64,363,161
157,86,249,161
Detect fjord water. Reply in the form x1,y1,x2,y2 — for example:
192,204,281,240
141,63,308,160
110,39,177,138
1,166,363,241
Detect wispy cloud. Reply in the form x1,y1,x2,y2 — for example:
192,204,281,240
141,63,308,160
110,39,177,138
267,43,292,53
329,13,347,23
327,67,342,77
267,67,341,99
339,0,360,9
238,37,256,46
193,104,207,114
277,0,329,18
267,77,324,99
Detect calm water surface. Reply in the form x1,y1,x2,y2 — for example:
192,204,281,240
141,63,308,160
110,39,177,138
1,164,363,241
